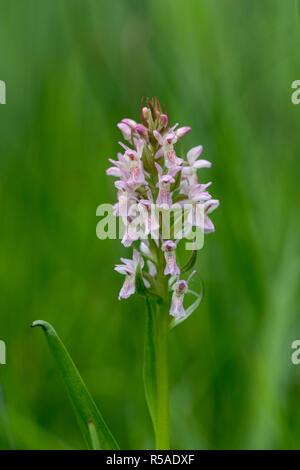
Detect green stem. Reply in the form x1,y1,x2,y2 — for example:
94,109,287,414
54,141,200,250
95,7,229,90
155,301,170,450
144,249,170,449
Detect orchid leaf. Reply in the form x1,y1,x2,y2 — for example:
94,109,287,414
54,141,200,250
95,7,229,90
31,320,119,450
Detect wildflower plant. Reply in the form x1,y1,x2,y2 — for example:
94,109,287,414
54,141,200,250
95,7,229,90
31,98,219,451
109,98,219,449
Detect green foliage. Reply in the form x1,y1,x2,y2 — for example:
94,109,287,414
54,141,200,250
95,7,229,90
31,320,119,450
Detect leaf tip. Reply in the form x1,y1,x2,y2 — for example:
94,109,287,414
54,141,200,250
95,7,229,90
30,320,56,336
31,320,45,328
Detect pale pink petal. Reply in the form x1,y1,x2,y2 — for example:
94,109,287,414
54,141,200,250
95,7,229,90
117,123,131,141
154,147,164,159
154,162,163,177
161,174,175,184
122,118,137,128
135,139,144,158
187,145,203,164
135,125,148,139
203,215,215,234
118,275,135,299
176,126,191,139
170,293,185,317
193,159,211,169
147,260,157,277
159,114,169,128
114,265,130,275
153,130,164,146
106,167,121,177
169,123,179,132
204,199,220,214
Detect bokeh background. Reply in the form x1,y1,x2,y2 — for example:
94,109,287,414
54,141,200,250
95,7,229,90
1,0,300,450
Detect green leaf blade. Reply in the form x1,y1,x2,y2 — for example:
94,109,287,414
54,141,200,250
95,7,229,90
31,320,119,450
88,420,101,450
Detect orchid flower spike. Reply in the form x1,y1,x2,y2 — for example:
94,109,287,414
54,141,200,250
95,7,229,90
107,97,219,319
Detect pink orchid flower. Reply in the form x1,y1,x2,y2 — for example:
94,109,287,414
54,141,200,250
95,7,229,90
153,129,183,169
155,162,181,207
170,271,196,317
182,145,211,185
162,240,180,276
115,249,143,299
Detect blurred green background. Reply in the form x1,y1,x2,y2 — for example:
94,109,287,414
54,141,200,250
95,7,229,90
1,0,300,450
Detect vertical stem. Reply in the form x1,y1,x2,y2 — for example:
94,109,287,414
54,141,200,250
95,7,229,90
155,301,170,450
144,242,170,449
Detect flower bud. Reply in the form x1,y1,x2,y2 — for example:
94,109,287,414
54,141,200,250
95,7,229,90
159,114,169,129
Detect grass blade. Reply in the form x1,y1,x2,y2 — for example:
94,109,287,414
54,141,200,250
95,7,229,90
31,320,119,450
88,420,101,450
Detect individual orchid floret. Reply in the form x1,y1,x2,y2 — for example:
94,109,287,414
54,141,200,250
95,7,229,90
119,140,146,187
188,182,212,203
135,124,149,141
170,271,196,317
115,249,144,300
153,130,183,169
106,152,130,179
137,198,160,239
117,118,150,146
121,217,140,247
203,199,220,234
158,114,169,129
182,145,212,185
117,119,138,145
120,191,160,247
117,122,132,143
162,240,180,276
142,106,150,123
183,183,213,229
155,163,180,207
128,194,159,241
114,180,137,222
